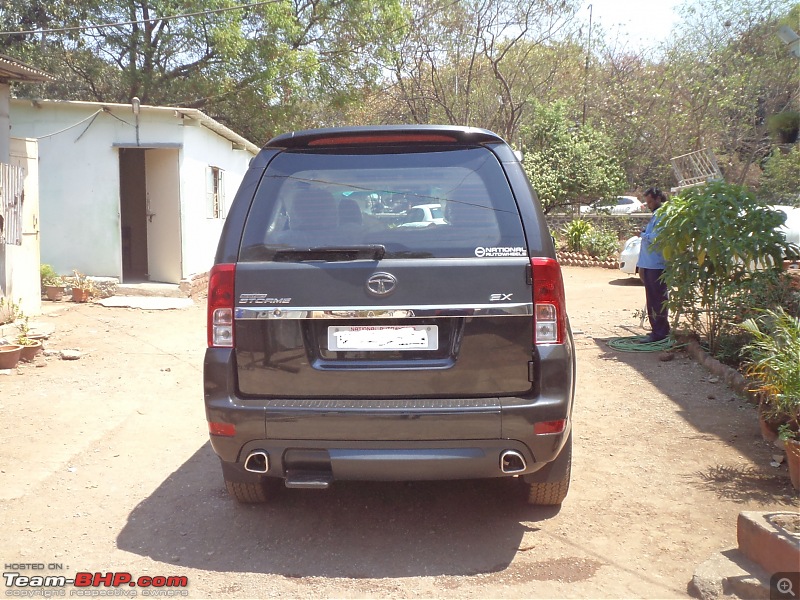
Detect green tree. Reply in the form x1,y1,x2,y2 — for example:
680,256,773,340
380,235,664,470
583,0,797,189
386,0,581,141
656,181,792,354
520,101,626,213
658,0,798,186
0,0,407,143
758,146,800,205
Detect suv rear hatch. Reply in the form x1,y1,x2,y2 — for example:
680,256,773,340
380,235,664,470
232,141,534,400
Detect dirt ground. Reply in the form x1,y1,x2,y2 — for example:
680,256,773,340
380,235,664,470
0,266,796,599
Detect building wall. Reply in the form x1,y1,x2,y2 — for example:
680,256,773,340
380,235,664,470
9,100,255,281
11,101,154,278
4,137,41,315
0,84,9,163
179,122,254,278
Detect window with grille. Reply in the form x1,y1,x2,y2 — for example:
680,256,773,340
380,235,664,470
1,163,25,246
206,166,225,219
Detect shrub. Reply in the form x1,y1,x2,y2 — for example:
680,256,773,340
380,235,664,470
766,111,800,144
561,219,593,253
584,227,620,260
758,146,800,205
40,264,58,290
655,181,791,354
740,308,800,437
0,296,20,326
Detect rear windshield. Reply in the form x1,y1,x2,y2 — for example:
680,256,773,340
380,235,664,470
239,146,527,261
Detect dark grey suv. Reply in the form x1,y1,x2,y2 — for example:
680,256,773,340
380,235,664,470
204,125,575,505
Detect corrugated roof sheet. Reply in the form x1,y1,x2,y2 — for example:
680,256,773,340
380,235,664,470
12,98,259,154
0,54,52,83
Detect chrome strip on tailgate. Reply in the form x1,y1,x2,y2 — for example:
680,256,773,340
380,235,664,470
235,303,532,320
264,398,502,409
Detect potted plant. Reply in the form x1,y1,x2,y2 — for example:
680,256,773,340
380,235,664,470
778,424,800,490
0,296,19,326
15,315,43,362
740,308,800,488
0,343,23,369
43,274,67,301
70,270,95,303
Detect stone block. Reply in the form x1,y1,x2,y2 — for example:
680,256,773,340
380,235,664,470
737,511,800,576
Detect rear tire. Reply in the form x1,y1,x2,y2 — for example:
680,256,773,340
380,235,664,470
525,434,572,506
225,478,270,504
526,462,571,505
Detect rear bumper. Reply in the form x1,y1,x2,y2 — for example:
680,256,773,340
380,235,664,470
222,437,571,483
203,341,574,482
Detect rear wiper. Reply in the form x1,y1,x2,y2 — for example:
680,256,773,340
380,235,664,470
272,245,386,262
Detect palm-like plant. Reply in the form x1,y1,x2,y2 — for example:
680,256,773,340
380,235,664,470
740,307,800,439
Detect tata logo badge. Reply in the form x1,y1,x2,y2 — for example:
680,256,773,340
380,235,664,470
365,272,398,297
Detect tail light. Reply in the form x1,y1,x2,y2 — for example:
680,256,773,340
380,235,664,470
534,419,567,434
531,257,567,344
207,263,235,348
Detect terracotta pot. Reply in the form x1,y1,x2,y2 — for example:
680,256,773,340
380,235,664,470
786,439,800,490
19,340,43,362
758,407,781,443
0,344,23,369
45,285,66,301
71,287,92,303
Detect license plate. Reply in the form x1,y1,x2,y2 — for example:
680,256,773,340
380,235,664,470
328,325,439,351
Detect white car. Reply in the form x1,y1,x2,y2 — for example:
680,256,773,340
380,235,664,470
618,205,800,276
580,195,646,215
772,205,800,247
397,203,447,227
618,235,642,275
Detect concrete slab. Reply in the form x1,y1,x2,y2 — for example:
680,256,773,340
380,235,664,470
114,282,187,298
690,548,771,600
96,296,194,310
0,320,55,343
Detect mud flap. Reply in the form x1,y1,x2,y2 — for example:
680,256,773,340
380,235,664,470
523,432,572,484
220,458,264,484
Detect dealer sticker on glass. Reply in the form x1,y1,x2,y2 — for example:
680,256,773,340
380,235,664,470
328,325,438,351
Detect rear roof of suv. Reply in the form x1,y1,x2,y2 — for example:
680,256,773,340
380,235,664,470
265,125,508,148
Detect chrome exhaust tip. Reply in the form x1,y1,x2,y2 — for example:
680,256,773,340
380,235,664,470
244,450,269,474
500,450,527,474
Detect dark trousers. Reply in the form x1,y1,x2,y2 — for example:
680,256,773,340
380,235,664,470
639,268,670,340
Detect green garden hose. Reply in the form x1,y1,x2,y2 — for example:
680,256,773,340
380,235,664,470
606,336,678,352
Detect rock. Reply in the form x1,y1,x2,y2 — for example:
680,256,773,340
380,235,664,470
690,549,771,600
61,350,82,360
659,352,675,362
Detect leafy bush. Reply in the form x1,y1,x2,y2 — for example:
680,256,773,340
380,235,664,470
758,146,800,205
520,101,625,214
740,308,800,437
561,219,593,253
0,296,20,326
584,227,620,260
655,181,792,354
40,264,58,290
766,111,800,144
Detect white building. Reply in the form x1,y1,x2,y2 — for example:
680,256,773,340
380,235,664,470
10,98,259,285
1,56,51,316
